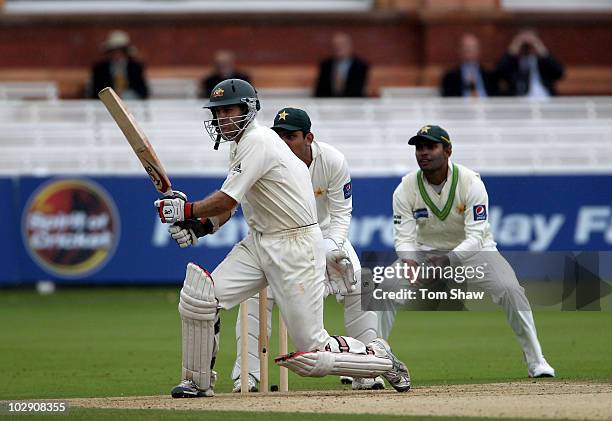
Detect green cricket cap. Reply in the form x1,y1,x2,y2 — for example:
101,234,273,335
408,125,452,146
271,107,311,133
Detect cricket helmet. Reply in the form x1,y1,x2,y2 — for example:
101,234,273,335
203,79,260,146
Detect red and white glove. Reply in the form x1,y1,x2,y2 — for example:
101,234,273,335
154,191,194,224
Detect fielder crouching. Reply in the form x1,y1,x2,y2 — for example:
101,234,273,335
154,79,410,398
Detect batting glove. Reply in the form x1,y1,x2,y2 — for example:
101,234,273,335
168,219,215,248
154,190,194,224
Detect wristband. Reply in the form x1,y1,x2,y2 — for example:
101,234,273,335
184,202,194,220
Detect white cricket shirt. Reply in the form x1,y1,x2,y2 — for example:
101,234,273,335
309,141,352,247
393,161,496,263
221,120,317,233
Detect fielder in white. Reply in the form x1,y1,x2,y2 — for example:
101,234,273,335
384,124,554,378
231,107,383,392
153,79,410,398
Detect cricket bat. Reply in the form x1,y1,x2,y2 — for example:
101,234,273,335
98,87,173,197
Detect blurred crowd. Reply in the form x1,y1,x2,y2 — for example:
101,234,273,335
441,30,564,99
90,28,563,100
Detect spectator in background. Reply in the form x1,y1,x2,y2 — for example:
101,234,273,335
496,29,564,98
440,33,498,97
314,32,369,97
201,50,251,98
90,30,149,99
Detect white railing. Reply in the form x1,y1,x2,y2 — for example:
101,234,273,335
0,82,59,101
1,97,611,176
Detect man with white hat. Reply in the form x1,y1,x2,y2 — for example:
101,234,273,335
90,30,149,99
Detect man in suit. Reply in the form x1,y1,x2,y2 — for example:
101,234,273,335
315,32,369,98
441,33,498,97
496,29,564,98
201,50,251,98
90,30,149,99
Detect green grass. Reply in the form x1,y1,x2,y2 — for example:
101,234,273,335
0,287,610,402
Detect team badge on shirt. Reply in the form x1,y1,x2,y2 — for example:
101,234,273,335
343,181,352,199
230,162,242,175
473,205,487,221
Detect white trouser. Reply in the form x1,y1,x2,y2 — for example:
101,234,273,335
379,248,544,365
213,225,330,353
232,240,380,381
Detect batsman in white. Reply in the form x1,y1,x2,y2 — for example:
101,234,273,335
384,124,555,378
153,79,410,398
231,107,384,392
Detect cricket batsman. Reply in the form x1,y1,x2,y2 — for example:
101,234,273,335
231,108,383,392
154,79,410,398
385,124,555,378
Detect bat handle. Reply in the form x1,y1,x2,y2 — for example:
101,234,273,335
162,188,175,198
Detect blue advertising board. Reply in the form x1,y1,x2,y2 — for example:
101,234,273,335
2,174,611,285
2,178,20,283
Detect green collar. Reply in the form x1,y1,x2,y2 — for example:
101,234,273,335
417,163,458,221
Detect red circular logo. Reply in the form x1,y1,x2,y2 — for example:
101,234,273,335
22,179,120,278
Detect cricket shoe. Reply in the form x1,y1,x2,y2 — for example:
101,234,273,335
340,376,353,385
528,358,555,378
232,374,258,393
369,339,411,392
171,379,213,398
352,376,385,390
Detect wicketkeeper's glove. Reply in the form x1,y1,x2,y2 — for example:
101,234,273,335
324,239,357,296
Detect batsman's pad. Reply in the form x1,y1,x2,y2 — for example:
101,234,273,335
275,335,392,378
178,263,219,390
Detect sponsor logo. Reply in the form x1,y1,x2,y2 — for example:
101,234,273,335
413,208,429,219
343,181,352,199
473,205,487,221
22,179,120,278
393,214,401,225
230,163,242,175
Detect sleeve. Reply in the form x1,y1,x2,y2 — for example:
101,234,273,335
393,181,419,260
449,177,489,265
314,60,331,98
495,53,519,95
325,154,352,247
131,61,149,99
90,62,105,99
440,70,457,97
220,138,273,203
539,55,564,83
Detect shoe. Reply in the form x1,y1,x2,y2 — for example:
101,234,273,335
340,376,353,385
352,376,385,390
170,379,213,398
528,358,555,378
232,373,258,393
369,339,411,392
